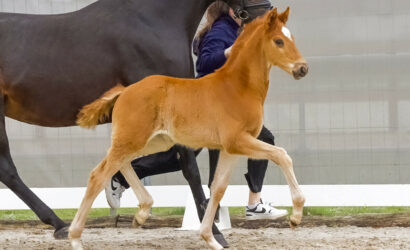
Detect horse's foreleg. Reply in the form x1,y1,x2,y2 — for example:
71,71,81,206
0,155,68,236
177,146,228,248
207,149,222,226
245,126,274,194
120,164,153,226
0,100,67,238
230,134,305,226
200,151,237,250
176,146,207,217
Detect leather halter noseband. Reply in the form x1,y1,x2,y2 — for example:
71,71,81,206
233,0,273,21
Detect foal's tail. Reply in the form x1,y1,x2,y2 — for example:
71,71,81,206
76,84,125,129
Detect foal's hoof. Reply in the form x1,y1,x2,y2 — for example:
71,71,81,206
132,217,142,228
132,215,148,228
54,226,69,239
214,234,229,248
289,220,298,229
289,215,301,229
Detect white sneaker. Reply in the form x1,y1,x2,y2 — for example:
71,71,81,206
246,200,288,220
105,178,126,209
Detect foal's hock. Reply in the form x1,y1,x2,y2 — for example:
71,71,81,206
73,8,308,250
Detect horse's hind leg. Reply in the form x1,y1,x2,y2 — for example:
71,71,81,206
120,164,153,226
69,148,135,249
0,96,67,238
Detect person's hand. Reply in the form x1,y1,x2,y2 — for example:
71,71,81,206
224,46,232,58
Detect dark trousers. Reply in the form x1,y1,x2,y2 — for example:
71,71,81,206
113,126,275,192
113,146,181,189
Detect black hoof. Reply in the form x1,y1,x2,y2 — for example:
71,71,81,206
214,233,229,248
53,226,69,240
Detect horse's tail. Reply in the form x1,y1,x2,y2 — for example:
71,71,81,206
76,84,125,129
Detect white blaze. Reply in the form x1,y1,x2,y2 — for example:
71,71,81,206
281,26,292,41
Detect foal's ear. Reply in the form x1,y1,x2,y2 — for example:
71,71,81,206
265,8,278,32
279,7,290,24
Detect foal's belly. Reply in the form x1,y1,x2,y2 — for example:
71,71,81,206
170,126,222,150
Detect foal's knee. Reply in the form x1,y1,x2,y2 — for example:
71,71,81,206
274,147,293,168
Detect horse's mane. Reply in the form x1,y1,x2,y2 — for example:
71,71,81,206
218,13,268,71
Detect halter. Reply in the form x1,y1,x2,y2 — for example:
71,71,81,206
233,0,273,21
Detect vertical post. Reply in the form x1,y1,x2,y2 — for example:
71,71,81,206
110,207,117,217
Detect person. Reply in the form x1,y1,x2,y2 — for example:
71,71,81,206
193,1,287,220
105,1,287,220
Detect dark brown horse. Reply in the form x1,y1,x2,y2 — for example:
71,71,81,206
0,0,271,245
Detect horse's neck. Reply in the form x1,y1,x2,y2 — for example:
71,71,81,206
223,35,270,102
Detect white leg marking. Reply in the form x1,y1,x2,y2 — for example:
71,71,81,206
71,238,84,250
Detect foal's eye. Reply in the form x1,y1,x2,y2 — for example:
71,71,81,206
274,39,284,48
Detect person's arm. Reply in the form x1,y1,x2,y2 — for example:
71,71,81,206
196,26,230,75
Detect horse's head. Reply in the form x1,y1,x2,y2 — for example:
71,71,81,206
262,8,308,80
227,0,273,23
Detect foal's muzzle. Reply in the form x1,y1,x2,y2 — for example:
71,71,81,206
292,63,309,80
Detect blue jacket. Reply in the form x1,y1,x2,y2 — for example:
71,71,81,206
195,15,240,78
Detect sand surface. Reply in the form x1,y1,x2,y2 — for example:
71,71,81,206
0,226,409,250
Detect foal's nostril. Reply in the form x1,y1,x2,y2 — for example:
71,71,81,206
292,63,308,79
298,65,308,77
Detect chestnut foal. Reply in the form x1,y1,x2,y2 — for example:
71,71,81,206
72,8,308,250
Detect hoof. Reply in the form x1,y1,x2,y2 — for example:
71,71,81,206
289,215,301,229
289,220,298,229
53,226,69,240
214,234,229,248
132,217,142,228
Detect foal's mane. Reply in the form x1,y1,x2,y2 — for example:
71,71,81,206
218,13,268,71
